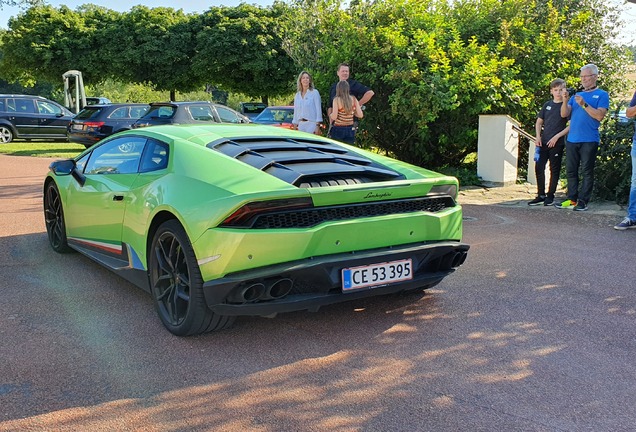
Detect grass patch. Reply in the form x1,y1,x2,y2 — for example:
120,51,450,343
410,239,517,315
0,141,85,158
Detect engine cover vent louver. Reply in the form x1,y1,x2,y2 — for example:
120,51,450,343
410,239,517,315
208,136,405,187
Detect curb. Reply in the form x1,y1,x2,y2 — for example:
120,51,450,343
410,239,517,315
458,184,625,218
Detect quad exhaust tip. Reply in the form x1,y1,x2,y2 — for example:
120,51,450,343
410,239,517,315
228,282,265,303
265,278,293,300
452,251,468,268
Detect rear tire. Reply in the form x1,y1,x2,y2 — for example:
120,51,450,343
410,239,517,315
44,181,72,253
148,220,235,336
0,125,13,143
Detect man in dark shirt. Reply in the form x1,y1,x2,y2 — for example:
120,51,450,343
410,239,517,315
327,63,374,118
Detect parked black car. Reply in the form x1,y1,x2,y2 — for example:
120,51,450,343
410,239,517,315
133,101,250,128
0,94,74,143
67,103,150,147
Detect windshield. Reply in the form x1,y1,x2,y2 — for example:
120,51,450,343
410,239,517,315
255,108,293,123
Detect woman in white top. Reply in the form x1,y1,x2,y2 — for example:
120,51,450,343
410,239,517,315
292,71,323,134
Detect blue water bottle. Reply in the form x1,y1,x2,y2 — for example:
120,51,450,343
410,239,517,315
533,145,540,162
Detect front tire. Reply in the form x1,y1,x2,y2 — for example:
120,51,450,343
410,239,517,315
0,125,14,143
44,181,72,253
149,220,235,336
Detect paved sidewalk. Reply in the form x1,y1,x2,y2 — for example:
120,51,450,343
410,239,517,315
458,182,625,217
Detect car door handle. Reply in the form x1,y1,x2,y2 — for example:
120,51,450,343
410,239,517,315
113,194,124,201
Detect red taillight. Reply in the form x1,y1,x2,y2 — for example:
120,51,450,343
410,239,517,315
221,197,313,227
84,121,105,128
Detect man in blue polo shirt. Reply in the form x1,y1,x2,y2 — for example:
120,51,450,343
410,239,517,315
556,63,609,211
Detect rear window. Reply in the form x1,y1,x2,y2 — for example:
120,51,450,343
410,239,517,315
75,107,104,120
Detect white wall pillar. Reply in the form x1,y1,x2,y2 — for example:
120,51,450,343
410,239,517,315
477,115,520,186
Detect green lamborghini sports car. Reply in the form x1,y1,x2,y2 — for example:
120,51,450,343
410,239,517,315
43,124,469,336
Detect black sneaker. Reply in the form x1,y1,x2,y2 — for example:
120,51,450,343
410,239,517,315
574,200,588,211
543,196,554,206
528,196,545,206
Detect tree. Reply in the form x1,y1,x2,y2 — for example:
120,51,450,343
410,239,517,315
101,6,203,100
1,5,205,99
0,0,42,9
1,3,294,102
0,5,96,86
280,0,630,169
192,4,297,104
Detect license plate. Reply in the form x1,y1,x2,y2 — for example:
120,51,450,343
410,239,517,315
72,124,85,131
342,258,413,291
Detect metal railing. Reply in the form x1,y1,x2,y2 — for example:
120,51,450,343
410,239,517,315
512,124,536,142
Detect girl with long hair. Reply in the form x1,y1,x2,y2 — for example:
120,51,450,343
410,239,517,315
329,80,363,144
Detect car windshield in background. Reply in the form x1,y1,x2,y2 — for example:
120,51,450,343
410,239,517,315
240,102,267,119
253,107,294,124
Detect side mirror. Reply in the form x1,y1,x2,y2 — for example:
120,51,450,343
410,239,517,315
49,159,86,186
49,159,75,175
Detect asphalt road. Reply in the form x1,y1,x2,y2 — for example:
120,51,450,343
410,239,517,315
1,154,635,431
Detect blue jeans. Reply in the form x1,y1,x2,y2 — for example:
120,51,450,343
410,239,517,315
628,140,636,220
565,141,599,204
329,125,356,144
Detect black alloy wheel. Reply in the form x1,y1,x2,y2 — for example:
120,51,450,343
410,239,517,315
44,181,71,253
149,220,234,336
